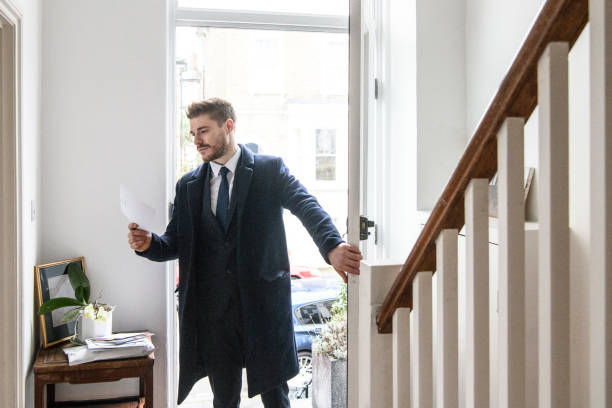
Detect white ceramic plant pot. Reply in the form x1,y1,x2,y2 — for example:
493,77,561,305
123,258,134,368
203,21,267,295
77,308,113,340
312,352,347,408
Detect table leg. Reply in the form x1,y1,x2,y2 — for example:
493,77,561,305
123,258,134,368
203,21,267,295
34,378,44,408
144,367,154,407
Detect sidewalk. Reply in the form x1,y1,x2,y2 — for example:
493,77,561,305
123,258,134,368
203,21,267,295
178,370,312,408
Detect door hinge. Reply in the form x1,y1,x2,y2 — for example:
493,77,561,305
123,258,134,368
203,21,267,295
360,215,376,241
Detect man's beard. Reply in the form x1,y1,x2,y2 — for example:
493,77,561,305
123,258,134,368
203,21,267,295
204,141,229,162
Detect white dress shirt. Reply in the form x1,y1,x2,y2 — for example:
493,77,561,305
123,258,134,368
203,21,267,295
209,148,241,216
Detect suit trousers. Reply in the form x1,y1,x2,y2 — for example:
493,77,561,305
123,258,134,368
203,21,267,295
200,276,291,408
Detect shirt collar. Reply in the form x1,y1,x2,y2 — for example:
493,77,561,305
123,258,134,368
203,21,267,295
210,147,241,177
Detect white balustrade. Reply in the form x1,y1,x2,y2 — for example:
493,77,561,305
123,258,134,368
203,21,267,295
412,271,433,408
393,307,411,408
538,41,570,408
497,117,526,408
434,229,459,407
463,179,490,408
590,0,612,405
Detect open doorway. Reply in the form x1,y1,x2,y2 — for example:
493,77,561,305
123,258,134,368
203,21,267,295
171,5,349,407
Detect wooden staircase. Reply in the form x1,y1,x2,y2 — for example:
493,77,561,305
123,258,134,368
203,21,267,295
355,0,611,406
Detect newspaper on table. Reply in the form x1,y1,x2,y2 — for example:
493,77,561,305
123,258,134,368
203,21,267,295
86,332,153,349
63,332,155,366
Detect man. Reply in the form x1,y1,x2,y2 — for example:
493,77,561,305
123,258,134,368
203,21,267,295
127,98,361,407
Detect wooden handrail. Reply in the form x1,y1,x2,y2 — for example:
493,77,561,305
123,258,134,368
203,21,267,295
376,0,588,334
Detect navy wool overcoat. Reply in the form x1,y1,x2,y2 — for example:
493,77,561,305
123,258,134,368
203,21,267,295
137,145,343,404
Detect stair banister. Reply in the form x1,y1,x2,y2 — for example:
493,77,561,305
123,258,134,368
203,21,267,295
376,0,588,334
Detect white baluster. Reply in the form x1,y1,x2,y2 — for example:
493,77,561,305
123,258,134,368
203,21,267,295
590,0,612,405
463,179,490,408
412,271,433,408
497,117,525,408
435,229,459,407
393,307,411,408
538,41,570,408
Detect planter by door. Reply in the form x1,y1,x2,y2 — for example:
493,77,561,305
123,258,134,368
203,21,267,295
76,310,113,341
312,352,347,408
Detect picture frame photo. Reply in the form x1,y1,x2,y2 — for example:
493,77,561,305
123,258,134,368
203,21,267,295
35,256,87,348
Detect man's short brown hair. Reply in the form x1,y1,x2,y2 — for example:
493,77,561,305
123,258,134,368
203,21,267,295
185,98,236,125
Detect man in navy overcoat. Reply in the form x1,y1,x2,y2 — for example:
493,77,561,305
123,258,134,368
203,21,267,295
128,98,362,407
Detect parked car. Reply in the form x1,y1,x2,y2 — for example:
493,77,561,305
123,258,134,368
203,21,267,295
289,278,342,398
290,264,321,279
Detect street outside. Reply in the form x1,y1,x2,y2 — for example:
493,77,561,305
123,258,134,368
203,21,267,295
177,369,314,408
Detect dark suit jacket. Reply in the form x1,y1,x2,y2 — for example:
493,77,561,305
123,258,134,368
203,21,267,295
138,144,343,403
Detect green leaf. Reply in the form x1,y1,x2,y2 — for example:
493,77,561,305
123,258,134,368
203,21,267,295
67,262,90,302
38,297,86,315
83,285,91,303
61,307,84,323
75,286,90,304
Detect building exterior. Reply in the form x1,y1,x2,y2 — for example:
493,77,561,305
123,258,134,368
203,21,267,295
176,27,349,266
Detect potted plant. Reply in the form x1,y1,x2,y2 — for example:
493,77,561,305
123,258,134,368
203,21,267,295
38,262,114,342
312,283,347,408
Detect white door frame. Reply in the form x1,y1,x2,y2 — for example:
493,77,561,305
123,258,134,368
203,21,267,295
175,8,348,32
169,4,350,406
165,2,178,406
347,0,362,407
0,1,23,407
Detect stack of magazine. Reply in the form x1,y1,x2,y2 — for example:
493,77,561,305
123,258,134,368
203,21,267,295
63,332,155,366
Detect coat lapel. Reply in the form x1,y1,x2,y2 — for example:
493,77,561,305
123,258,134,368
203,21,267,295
186,163,208,258
233,144,254,229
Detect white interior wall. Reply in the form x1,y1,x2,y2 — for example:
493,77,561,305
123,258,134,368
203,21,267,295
382,0,418,260
381,0,546,258
41,0,169,402
415,0,467,211
464,0,545,223
465,0,546,136
12,0,43,405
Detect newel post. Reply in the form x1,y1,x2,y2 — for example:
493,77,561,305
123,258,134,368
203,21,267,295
358,262,401,407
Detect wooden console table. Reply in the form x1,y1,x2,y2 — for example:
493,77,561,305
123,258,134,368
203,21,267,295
34,342,154,408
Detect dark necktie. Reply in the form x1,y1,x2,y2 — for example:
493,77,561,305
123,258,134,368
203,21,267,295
216,166,230,231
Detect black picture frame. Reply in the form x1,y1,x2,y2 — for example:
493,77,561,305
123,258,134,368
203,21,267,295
35,257,86,348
